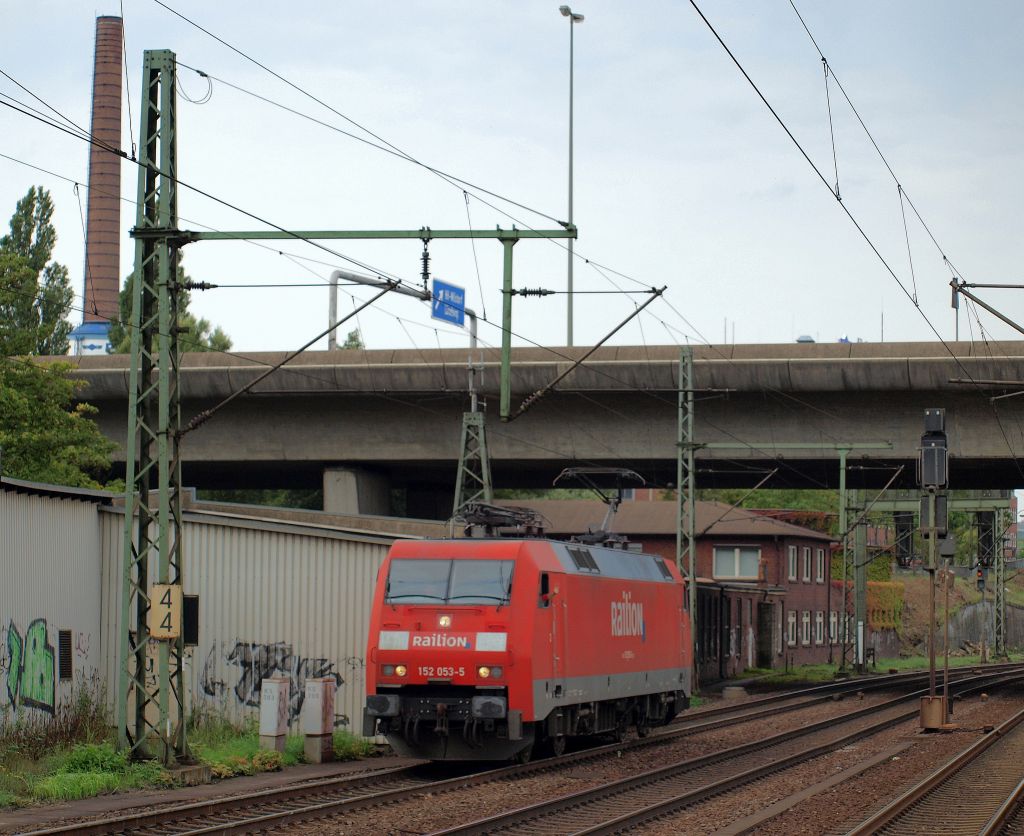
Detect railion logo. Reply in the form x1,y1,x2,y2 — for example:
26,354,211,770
412,633,472,649
610,592,645,641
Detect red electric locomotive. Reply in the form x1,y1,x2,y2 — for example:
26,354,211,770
363,538,692,760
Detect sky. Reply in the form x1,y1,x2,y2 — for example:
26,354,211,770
2,0,1024,356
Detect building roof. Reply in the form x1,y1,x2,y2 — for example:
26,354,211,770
0,476,116,504
495,498,835,543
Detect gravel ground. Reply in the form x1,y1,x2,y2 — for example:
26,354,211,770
279,690,904,835
638,688,1024,835
0,757,415,835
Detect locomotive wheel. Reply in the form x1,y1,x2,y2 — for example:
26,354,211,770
514,742,534,764
548,735,567,757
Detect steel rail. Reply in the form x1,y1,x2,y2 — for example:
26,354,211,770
430,671,1024,836
24,666,1023,836
847,701,1024,835
668,665,1009,735
980,775,1024,836
19,764,433,836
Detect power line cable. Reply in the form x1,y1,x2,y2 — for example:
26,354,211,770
118,0,137,159
690,0,1024,478
173,60,564,228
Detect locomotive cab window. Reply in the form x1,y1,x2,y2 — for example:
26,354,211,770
385,559,514,605
539,572,550,607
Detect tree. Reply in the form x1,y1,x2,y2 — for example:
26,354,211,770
0,357,116,488
342,328,364,349
0,187,73,356
107,263,232,353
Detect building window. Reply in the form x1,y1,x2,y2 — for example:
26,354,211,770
713,546,760,580
802,547,812,582
801,611,811,645
787,610,797,646
829,610,838,644
815,612,824,645
816,548,826,583
787,546,798,581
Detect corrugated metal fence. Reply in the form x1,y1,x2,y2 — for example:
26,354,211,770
0,488,104,718
99,508,391,735
2,481,392,737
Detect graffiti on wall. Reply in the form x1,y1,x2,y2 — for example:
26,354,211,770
200,640,358,724
2,619,55,714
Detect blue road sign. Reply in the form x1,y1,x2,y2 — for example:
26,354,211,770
431,279,465,327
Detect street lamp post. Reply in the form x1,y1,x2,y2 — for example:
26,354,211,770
559,5,583,348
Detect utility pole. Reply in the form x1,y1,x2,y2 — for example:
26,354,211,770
853,497,868,673
995,507,1008,657
118,49,187,763
676,347,698,678
918,408,948,729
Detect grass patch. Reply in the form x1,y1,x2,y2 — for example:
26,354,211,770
878,652,1024,671
738,663,841,687
189,709,299,779
334,729,374,760
188,706,374,778
0,687,171,808
0,681,108,762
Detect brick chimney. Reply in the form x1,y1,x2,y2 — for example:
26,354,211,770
75,16,123,352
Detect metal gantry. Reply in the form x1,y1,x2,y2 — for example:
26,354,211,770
118,49,187,762
117,50,577,760
675,347,698,670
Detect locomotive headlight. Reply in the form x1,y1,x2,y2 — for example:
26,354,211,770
382,664,395,676
438,614,452,628
489,666,503,678
395,665,408,677
477,666,491,678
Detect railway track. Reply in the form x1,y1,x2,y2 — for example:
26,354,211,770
429,670,1024,836
846,701,1024,835
21,666,1022,835
669,664,1013,736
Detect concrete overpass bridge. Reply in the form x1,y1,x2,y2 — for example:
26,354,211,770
69,341,1024,517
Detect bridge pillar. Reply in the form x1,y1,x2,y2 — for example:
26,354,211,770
323,467,390,516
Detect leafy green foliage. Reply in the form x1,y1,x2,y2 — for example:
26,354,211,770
189,710,302,777
107,264,231,354
57,742,127,774
0,186,73,356
0,686,169,807
333,729,375,759
196,488,323,510
493,488,594,500
867,581,905,629
0,358,116,488
341,328,364,349
699,489,838,528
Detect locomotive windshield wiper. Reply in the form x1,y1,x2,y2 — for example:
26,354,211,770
387,594,446,601
447,595,509,603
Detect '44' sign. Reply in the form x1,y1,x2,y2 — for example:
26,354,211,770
431,279,465,327
149,584,183,639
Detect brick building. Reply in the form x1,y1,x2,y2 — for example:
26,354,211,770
499,498,838,680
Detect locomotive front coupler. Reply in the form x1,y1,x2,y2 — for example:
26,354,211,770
435,702,450,736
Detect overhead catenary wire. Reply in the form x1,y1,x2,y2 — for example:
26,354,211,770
9,14,1007,495
0,143,909,493
119,0,137,159
690,0,1024,482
